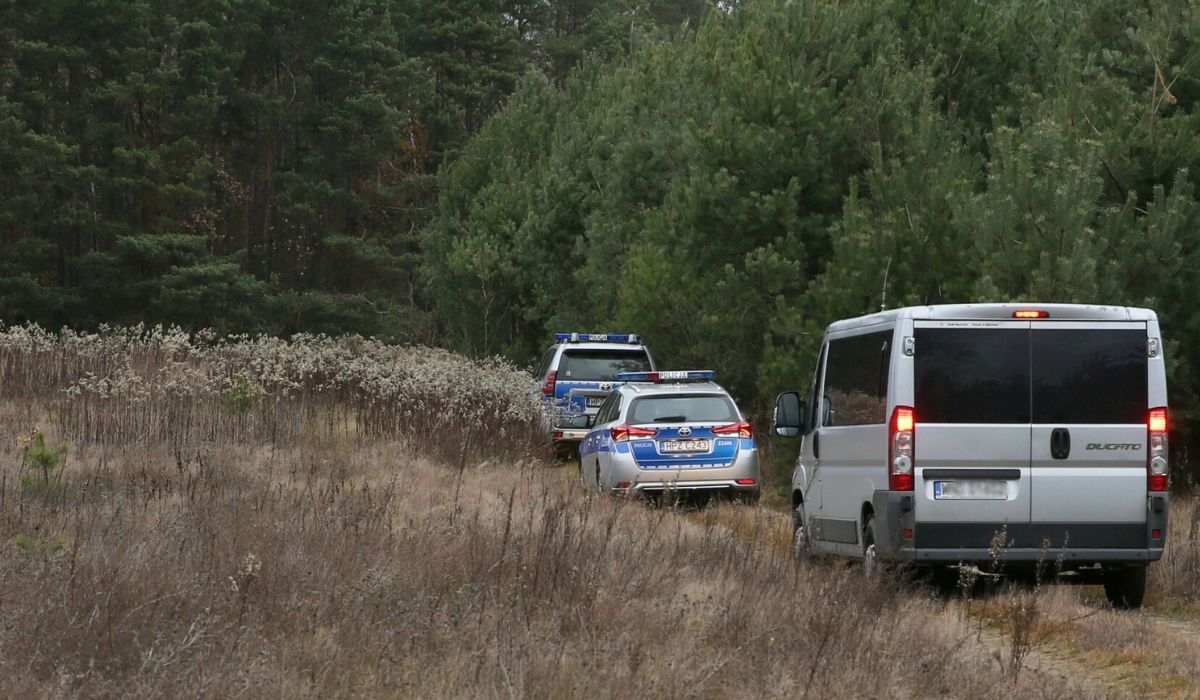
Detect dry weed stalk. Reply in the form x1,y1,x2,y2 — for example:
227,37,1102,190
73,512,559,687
0,323,549,462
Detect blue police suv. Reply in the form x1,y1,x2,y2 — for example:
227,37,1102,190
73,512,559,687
534,333,655,449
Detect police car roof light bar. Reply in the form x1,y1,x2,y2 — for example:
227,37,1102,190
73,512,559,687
554,332,641,344
616,370,716,383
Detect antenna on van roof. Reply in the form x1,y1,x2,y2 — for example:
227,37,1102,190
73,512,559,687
879,256,891,311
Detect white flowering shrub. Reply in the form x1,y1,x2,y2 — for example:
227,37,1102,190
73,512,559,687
0,324,549,461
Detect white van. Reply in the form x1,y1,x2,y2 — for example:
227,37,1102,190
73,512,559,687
773,303,1169,609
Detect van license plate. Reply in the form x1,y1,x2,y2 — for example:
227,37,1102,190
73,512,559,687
660,439,711,454
933,480,1007,500
586,396,604,407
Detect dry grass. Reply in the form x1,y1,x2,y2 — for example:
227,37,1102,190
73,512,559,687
1149,493,1200,610
0,436,1105,698
0,323,547,462
0,325,1186,697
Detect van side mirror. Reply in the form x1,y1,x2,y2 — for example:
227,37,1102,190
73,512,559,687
774,391,804,438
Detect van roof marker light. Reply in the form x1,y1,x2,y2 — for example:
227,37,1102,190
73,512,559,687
1013,309,1050,319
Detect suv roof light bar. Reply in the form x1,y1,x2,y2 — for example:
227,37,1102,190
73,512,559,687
554,332,641,344
616,370,715,383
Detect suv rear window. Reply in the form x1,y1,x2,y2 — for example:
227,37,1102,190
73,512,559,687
915,326,1148,425
1032,329,1147,424
559,349,651,381
915,328,1030,424
627,395,738,424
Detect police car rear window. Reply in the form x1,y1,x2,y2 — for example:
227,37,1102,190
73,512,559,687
628,395,738,424
559,350,651,381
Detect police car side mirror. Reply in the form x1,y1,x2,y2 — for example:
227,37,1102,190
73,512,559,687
774,391,803,438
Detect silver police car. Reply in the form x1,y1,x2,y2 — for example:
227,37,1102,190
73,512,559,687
575,371,761,502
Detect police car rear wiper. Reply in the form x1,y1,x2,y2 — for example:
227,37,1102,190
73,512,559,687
652,416,689,423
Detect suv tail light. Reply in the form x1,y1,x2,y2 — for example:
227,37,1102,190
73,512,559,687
712,421,753,438
1148,407,1168,492
611,425,657,442
890,406,915,491
541,370,557,397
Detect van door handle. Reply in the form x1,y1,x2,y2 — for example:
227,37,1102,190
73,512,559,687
811,429,820,459
1050,428,1071,460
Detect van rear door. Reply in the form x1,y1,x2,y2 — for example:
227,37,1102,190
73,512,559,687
912,321,1032,527
1029,323,1148,541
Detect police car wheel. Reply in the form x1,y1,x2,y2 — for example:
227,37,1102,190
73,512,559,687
594,462,603,494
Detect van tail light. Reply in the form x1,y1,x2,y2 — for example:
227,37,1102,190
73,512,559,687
712,421,753,438
611,425,657,442
1148,407,1168,492
889,406,915,491
541,370,557,397
1013,309,1049,319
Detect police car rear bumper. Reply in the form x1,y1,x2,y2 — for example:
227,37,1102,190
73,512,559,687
616,480,760,494
553,429,588,442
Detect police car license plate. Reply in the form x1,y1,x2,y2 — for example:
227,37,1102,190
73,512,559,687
933,480,1007,500
659,439,711,454
586,397,604,407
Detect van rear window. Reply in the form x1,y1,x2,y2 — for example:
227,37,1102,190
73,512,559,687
915,326,1149,425
1032,329,1147,424
915,328,1030,424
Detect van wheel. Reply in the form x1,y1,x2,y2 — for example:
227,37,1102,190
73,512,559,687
862,514,878,578
1103,565,1147,610
792,502,810,560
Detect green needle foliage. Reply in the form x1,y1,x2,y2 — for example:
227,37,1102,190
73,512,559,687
21,431,68,487
426,0,1200,472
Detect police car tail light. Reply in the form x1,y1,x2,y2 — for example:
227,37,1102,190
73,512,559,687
712,421,753,438
1148,407,1169,492
541,370,557,397
611,425,657,442
889,406,915,491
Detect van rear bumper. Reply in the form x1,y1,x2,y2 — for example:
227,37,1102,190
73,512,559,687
905,547,1162,563
872,490,1167,564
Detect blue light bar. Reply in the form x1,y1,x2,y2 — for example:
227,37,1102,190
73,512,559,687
554,332,641,344
616,370,716,383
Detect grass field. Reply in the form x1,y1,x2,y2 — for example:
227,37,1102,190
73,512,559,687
0,325,1195,697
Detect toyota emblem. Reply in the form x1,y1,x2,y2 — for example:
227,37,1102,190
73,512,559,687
678,427,692,437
